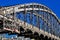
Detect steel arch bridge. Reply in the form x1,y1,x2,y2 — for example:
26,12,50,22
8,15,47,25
0,3,60,40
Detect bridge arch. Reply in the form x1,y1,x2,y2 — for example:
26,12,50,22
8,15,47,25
39,34,44,40
44,36,49,40
0,3,60,40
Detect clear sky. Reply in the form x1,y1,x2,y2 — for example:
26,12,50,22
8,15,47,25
0,0,60,38
0,0,60,19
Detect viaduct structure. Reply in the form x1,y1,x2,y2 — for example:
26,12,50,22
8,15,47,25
0,3,60,40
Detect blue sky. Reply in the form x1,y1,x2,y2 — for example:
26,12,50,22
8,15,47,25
0,0,60,38
0,0,60,19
